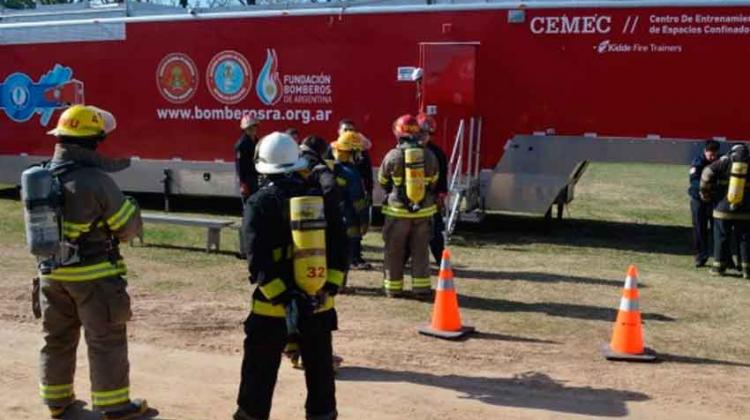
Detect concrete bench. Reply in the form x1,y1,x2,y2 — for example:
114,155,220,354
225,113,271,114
137,212,236,252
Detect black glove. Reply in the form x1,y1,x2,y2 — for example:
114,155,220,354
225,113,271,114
294,294,316,317
323,282,339,297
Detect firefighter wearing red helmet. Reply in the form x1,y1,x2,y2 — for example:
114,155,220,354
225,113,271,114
377,114,440,298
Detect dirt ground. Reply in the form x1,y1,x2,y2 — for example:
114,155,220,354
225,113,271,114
1,244,748,420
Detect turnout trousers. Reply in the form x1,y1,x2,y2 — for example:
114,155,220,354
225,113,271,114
382,216,432,295
236,310,337,420
690,198,713,263
714,218,750,273
39,276,132,411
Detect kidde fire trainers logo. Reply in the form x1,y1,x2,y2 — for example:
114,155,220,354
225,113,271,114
206,50,253,105
596,40,632,53
256,49,282,106
156,53,198,104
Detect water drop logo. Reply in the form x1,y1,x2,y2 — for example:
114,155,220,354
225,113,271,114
256,49,282,106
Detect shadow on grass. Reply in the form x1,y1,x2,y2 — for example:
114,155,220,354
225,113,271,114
344,286,674,322
457,294,675,322
471,331,561,345
451,268,631,288
657,352,750,368
452,213,692,256
337,368,649,417
131,242,241,258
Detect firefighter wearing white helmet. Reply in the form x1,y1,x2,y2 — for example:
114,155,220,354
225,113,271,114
235,132,345,420
377,114,440,299
23,105,150,419
701,143,750,278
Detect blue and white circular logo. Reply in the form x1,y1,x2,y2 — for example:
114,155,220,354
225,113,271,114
1,72,35,122
206,51,252,105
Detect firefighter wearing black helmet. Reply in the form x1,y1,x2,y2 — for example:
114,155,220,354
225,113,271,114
700,143,750,278
234,132,346,420
378,114,440,298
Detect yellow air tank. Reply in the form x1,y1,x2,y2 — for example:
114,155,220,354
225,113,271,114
728,161,748,208
290,196,327,295
404,147,426,205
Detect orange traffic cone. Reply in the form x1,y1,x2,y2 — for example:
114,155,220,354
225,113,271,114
418,249,475,340
603,265,657,361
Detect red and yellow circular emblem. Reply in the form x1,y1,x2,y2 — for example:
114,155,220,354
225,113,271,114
156,53,199,104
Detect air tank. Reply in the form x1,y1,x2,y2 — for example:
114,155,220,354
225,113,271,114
21,166,60,258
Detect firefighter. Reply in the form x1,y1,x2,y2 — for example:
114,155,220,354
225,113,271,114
378,114,440,298
338,119,374,265
700,143,750,278
417,113,449,265
235,132,345,420
689,140,720,268
331,131,371,270
38,105,149,419
235,115,261,201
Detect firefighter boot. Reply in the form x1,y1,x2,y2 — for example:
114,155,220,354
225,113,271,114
710,263,726,276
284,342,303,369
103,399,149,420
234,407,267,420
49,400,85,419
332,354,343,373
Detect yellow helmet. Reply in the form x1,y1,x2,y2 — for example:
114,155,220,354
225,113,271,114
47,105,115,138
331,131,362,152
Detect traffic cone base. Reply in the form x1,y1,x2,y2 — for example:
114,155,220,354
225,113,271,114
602,344,657,362
418,324,475,340
418,248,475,340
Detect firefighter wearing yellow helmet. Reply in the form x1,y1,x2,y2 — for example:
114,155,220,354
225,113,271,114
27,105,150,419
377,114,440,298
234,132,346,420
331,131,371,272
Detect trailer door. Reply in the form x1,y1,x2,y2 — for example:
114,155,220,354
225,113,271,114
419,42,478,151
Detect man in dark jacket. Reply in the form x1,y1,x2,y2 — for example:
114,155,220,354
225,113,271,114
688,140,719,267
234,132,346,420
235,115,261,201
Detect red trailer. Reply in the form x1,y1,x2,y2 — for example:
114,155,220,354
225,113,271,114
1,1,748,217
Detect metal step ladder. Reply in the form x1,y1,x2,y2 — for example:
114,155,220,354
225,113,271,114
444,117,485,241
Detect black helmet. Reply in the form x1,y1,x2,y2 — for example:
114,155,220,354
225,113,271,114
730,143,749,162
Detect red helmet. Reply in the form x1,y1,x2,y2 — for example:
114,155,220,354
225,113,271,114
392,114,421,139
416,113,436,134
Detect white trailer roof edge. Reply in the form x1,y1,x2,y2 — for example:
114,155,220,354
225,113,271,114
2,0,750,30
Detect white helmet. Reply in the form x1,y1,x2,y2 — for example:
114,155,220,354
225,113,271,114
255,132,308,174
